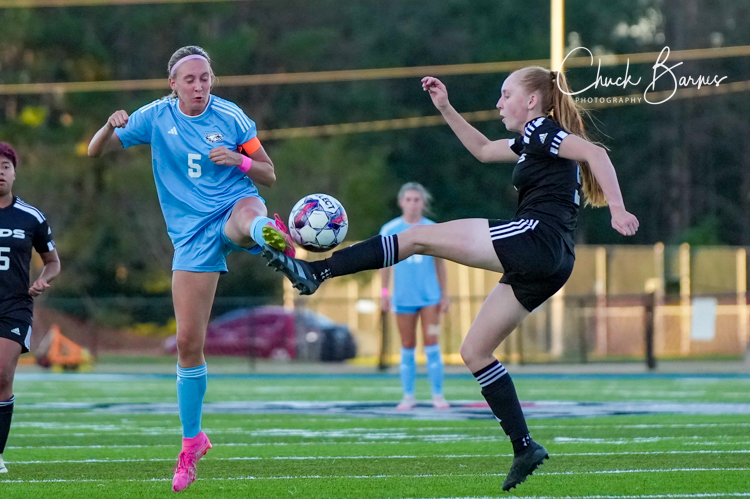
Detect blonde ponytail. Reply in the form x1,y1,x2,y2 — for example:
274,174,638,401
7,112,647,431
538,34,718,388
515,66,607,207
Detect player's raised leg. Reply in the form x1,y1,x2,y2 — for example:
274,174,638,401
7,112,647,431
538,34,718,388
224,196,295,257
171,271,218,492
460,283,548,491
262,218,502,294
0,338,22,474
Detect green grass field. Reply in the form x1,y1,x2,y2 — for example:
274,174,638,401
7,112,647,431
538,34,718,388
3,372,750,498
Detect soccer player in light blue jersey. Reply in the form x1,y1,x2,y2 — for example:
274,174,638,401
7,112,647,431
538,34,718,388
87,46,294,492
379,183,450,410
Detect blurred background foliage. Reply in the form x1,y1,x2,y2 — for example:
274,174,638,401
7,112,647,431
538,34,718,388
1,0,749,304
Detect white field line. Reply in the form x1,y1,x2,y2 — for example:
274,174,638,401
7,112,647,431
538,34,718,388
7,450,750,464
553,436,740,444
2,469,750,485
9,431,750,448
11,422,750,435
11,421,750,431
9,439,750,450
5,434,742,446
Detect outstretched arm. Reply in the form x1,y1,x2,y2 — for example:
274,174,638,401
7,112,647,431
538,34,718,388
558,135,639,236
421,76,518,163
88,110,127,158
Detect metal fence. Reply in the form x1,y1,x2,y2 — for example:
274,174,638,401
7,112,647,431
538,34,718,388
29,243,750,365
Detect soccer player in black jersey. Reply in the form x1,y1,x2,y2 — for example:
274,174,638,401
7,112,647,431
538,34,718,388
0,143,60,474
261,66,639,491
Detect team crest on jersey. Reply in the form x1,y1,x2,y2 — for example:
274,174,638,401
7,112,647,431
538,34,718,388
539,133,548,143
205,132,224,143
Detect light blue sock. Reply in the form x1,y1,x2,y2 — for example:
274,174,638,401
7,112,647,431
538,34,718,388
425,344,444,396
176,363,207,439
250,216,273,246
399,347,416,396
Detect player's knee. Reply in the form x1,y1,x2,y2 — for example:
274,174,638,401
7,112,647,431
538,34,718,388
425,324,441,345
176,333,204,359
458,342,472,364
0,369,13,400
459,342,475,365
238,202,265,226
401,339,417,349
404,225,432,255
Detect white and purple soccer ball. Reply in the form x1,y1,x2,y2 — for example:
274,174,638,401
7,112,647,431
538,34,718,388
288,193,348,252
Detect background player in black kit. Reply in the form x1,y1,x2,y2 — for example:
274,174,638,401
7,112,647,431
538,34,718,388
0,142,60,474
262,66,639,491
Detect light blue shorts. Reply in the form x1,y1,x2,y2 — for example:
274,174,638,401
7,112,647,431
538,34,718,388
392,301,440,315
172,197,264,274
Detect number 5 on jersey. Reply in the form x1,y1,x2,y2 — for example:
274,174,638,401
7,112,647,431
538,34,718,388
0,247,9,271
188,153,201,178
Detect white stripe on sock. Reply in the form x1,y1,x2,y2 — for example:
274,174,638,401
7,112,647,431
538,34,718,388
479,369,508,387
384,236,394,267
476,363,507,385
381,237,389,267
177,365,207,379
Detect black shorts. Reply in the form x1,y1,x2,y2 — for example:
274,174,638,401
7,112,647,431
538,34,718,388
0,316,33,354
489,218,575,312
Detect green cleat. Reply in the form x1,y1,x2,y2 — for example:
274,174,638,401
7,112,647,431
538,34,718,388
261,214,296,257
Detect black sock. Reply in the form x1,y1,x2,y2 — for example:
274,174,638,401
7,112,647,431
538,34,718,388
0,396,14,455
473,360,531,454
309,235,399,281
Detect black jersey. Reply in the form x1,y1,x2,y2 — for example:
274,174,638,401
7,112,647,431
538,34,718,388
0,197,55,321
509,117,582,253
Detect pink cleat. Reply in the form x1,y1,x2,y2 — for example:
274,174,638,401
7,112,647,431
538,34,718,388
432,394,450,409
172,431,212,492
261,213,296,257
396,394,417,411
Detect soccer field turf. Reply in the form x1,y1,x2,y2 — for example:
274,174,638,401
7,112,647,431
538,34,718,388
3,373,750,498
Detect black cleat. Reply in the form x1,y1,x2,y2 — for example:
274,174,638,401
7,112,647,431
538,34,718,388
261,245,323,295
501,441,549,491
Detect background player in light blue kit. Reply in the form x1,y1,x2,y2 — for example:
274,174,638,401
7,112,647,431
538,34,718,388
87,46,295,492
380,183,450,410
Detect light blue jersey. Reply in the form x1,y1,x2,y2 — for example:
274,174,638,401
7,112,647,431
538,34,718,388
380,217,442,309
115,95,260,249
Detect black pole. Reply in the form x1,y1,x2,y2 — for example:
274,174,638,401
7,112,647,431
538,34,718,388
378,310,389,371
645,292,657,370
579,297,589,363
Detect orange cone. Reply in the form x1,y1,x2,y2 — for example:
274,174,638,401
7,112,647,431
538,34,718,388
36,325,93,371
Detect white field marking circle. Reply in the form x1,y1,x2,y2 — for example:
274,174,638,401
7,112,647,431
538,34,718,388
12,416,750,431
17,400,750,421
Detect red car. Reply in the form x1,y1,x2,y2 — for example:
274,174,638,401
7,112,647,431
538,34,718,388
164,306,356,361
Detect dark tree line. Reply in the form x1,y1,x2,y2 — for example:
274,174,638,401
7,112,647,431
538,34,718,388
0,0,748,301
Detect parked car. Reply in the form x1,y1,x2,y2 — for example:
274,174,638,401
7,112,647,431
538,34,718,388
163,306,356,362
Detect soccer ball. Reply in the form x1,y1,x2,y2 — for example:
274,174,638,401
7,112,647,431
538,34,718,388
288,194,348,252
